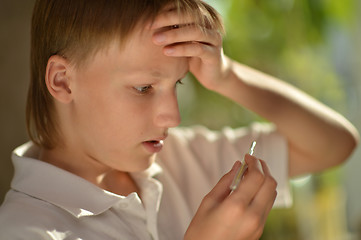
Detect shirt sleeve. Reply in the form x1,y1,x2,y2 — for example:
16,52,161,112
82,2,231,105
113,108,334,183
158,123,292,209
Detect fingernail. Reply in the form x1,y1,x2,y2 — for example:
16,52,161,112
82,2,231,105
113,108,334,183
154,33,166,44
231,161,241,172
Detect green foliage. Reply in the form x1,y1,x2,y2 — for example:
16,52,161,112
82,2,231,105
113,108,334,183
223,0,348,112
180,0,352,129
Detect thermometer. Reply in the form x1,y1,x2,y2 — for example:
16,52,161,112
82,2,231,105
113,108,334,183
230,141,257,191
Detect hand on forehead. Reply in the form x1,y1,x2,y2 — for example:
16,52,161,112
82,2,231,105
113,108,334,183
150,8,196,30
149,4,219,32
149,7,222,48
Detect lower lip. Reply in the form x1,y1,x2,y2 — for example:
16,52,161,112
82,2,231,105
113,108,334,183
142,140,164,153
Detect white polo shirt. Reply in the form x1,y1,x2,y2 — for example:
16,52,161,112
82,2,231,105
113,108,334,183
0,124,291,240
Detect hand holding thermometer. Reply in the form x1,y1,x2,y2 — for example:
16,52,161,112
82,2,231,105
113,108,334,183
230,141,257,191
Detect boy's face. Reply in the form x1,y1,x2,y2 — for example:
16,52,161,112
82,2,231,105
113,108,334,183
68,25,188,173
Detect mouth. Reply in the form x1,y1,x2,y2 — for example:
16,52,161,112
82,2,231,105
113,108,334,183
142,140,165,153
147,140,163,147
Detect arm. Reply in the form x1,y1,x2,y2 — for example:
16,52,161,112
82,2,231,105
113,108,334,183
152,12,359,178
214,61,359,177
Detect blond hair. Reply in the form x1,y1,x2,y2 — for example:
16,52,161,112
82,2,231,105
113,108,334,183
27,0,223,149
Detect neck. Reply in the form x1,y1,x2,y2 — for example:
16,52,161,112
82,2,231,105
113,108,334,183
98,170,141,197
39,147,140,197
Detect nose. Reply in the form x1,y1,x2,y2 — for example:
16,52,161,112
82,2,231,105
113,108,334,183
153,91,181,128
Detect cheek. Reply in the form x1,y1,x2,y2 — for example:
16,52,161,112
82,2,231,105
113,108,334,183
80,93,152,139
72,76,156,138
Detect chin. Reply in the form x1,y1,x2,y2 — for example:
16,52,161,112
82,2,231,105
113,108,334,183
127,154,157,173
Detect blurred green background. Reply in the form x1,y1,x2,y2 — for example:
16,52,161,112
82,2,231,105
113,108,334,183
177,0,361,239
1,0,360,239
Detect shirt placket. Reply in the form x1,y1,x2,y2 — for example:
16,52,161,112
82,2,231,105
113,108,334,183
131,175,163,240
113,193,151,240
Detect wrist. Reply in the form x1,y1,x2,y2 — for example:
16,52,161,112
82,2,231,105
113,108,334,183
206,55,235,92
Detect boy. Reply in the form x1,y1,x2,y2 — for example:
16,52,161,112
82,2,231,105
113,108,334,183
0,0,358,239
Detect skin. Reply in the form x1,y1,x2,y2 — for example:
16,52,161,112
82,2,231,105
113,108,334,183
41,7,359,240
42,24,188,195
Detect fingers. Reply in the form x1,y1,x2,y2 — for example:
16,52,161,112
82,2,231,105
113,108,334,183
249,160,277,213
164,43,220,66
254,160,277,206
244,160,278,239
151,9,222,61
215,157,277,239
150,8,195,30
200,161,241,211
228,155,265,205
184,162,242,240
250,159,277,209
216,156,265,231
152,26,221,61
187,158,277,240
150,6,217,31
153,25,222,47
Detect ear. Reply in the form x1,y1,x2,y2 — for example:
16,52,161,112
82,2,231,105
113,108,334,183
45,55,73,104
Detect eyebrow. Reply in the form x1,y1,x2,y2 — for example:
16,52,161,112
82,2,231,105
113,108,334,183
150,70,163,78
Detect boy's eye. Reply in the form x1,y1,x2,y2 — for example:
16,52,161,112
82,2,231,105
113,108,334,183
133,79,184,94
134,85,153,94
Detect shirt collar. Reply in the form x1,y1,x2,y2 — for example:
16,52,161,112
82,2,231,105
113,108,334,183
11,142,162,218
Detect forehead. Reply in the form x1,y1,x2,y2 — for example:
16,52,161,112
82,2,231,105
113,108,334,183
97,24,189,80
